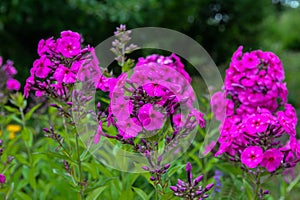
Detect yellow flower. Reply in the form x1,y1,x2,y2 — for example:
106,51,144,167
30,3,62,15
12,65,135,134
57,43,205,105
9,132,16,140
6,124,21,133
0,130,2,136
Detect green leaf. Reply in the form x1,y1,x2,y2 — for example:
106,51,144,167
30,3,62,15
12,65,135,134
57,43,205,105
29,167,37,189
95,162,113,177
161,191,176,200
287,172,300,192
243,179,253,199
167,164,184,177
86,186,107,200
4,106,20,114
82,162,98,179
217,162,243,176
44,151,75,164
15,154,30,166
132,187,148,200
25,103,41,120
122,59,134,72
118,189,133,200
16,191,32,200
21,127,30,141
52,168,77,187
85,177,117,193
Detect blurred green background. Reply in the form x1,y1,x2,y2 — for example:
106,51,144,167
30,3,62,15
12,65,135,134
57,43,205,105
0,0,299,108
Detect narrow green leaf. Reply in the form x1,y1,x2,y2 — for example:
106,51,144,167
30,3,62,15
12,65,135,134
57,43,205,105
4,106,19,114
16,191,32,200
132,187,148,200
15,154,30,166
29,167,37,189
25,103,41,120
86,186,107,200
287,172,300,192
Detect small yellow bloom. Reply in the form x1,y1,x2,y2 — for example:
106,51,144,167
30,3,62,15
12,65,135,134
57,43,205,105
6,124,21,133
9,132,16,140
0,130,2,136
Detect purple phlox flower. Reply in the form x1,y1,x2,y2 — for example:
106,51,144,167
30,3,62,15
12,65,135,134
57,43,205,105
6,78,21,91
241,146,264,168
137,103,165,131
245,114,269,135
57,31,81,58
111,96,133,121
241,52,260,69
277,111,296,136
32,56,52,78
2,59,17,76
37,37,56,56
116,118,142,139
53,64,78,84
260,148,283,172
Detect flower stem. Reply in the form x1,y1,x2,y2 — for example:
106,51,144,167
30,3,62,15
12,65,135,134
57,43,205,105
75,131,84,199
253,173,261,200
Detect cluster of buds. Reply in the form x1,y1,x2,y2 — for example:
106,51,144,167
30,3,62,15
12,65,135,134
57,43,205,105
0,57,20,104
110,24,139,68
170,162,214,200
43,126,64,151
142,162,171,183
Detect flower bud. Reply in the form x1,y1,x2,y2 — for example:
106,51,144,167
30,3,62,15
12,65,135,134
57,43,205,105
0,174,6,184
170,186,177,192
164,163,171,170
194,175,204,185
205,183,214,191
263,190,270,195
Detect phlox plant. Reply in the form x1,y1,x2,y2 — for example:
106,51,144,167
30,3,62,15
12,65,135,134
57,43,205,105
212,46,300,199
22,25,215,199
0,24,299,200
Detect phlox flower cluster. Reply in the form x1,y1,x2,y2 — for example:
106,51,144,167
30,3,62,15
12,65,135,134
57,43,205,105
24,30,100,101
0,57,20,93
212,46,299,173
96,53,205,141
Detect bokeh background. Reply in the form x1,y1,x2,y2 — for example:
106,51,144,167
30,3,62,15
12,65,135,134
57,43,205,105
1,0,300,110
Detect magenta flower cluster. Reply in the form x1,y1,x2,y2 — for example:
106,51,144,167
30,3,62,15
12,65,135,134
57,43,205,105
97,53,204,140
0,57,20,91
24,30,99,100
213,46,299,173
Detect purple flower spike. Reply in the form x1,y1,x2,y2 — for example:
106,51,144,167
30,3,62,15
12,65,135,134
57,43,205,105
186,162,193,185
170,162,214,199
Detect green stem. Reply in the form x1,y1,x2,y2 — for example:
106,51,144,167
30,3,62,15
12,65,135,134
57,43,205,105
154,182,159,200
253,173,261,200
19,107,31,161
75,131,84,199
121,43,125,67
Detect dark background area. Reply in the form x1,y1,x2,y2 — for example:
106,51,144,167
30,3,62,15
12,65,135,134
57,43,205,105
1,0,300,107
